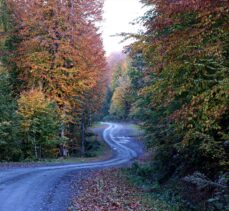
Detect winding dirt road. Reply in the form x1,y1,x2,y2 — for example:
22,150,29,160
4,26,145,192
0,122,143,211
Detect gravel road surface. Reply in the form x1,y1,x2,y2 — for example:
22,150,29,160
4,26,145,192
0,122,144,211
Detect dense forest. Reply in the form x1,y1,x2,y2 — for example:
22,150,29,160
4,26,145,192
109,0,229,176
0,0,229,209
106,0,229,209
0,0,107,160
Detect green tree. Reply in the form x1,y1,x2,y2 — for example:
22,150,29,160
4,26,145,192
100,86,113,119
17,89,61,159
0,1,21,161
0,68,20,161
109,60,133,119
127,0,229,179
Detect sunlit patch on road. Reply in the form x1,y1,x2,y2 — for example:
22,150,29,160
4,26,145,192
115,137,130,144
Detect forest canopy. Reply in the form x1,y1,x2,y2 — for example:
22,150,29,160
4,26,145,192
0,0,107,160
109,0,229,179
0,1,228,206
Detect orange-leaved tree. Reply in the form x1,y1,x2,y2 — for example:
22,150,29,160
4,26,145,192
7,0,107,154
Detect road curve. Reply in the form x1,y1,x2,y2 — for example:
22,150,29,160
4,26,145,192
0,122,143,211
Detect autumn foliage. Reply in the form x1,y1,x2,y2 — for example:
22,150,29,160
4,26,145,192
0,0,107,160
110,0,229,179
101,0,229,208
17,89,60,159
140,0,228,176
8,0,106,115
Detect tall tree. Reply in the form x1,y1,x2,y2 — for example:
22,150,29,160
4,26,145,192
0,0,108,159
0,67,19,161
127,0,229,179
6,0,107,154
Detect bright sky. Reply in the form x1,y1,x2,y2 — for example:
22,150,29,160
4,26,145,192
102,0,145,56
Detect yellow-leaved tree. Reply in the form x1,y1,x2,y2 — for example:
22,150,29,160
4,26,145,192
18,89,60,159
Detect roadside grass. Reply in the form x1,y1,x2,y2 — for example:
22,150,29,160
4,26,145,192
122,166,189,211
120,169,181,211
90,121,104,128
123,163,229,211
83,133,112,160
127,123,144,137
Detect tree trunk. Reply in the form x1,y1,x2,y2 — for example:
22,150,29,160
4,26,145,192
33,137,38,160
89,109,92,126
61,122,65,138
81,112,85,156
39,145,42,159
59,122,65,157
